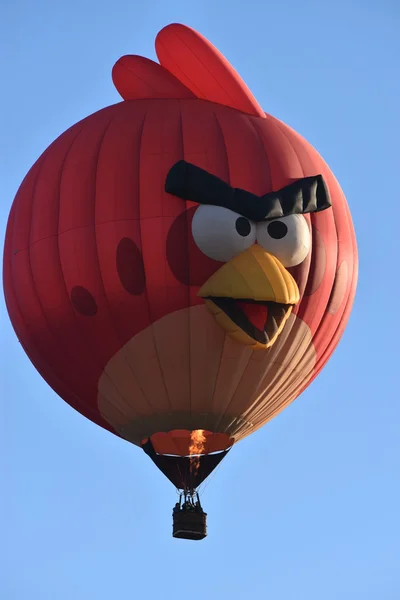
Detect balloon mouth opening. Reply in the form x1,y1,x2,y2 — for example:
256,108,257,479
142,433,233,491
205,298,293,347
141,430,234,457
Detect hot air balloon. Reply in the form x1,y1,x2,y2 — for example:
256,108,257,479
3,23,357,541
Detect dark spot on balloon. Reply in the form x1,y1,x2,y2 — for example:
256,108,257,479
304,227,326,296
328,261,349,314
167,208,222,286
71,286,98,316
116,237,145,295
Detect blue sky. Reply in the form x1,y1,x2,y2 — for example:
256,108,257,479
1,1,399,598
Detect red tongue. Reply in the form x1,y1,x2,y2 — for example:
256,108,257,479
236,301,268,332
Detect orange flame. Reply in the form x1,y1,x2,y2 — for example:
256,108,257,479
188,429,206,476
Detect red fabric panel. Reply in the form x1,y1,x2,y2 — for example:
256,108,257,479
94,101,150,345
4,148,114,431
138,99,188,322
277,119,355,364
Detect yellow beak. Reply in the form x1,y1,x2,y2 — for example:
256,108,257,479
198,244,300,349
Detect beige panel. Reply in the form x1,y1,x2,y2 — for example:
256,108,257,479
188,302,226,414
101,352,154,417
150,309,191,412
98,305,316,446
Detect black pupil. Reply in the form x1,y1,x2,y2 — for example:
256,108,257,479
235,217,251,237
267,220,288,239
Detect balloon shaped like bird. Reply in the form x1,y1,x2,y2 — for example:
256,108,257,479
3,23,357,540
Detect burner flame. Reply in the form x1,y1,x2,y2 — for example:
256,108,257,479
188,429,206,476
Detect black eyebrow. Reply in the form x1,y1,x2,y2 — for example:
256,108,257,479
165,160,331,221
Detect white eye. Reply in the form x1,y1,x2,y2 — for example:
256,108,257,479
256,214,311,267
192,205,256,262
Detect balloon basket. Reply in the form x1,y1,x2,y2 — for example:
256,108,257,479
172,493,207,540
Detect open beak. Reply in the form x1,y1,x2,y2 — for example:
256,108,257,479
198,244,300,349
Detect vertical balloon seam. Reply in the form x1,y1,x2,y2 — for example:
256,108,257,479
328,186,356,315
5,194,72,413
250,115,303,345
175,101,192,421
210,112,278,434
28,136,98,389
12,147,103,427
138,106,173,416
55,118,132,425
310,273,357,388
308,255,347,359
116,107,164,421
233,117,310,429
61,134,132,424
273,115,337,304
103,110,160,423
255,130,338,416
266,264,341,406
179,102,193,419
300,186,342,363
211,112,270,433
252,357,315,428
310,192,357,383
152,100,188,421
186,109,225,430
122,108,166,421
207,109,253,434
239,339,310,433
251,318,312,410
246,116,274,193
153,113,181,416
262,133,324,406
244,351,312,431
313,288,354,382
203,109,234,428
46,127,123,430
203,110,240,432
245,191,321,420
93,114,150,426
244,117,310,413
25,151,83,399
7,274,102,425
69,119,144,423
274,117,340,359
242,341,308,428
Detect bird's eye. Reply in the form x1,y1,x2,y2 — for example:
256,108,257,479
235,216,252,237
267,220,288,239
256,214,311,267
192,205,256,262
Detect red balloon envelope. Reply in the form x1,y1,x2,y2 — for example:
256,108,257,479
3,23,357,537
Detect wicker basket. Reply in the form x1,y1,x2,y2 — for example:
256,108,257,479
172,508,207,540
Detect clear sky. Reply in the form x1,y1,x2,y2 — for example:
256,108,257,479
1,1,399,598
